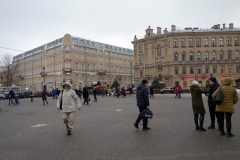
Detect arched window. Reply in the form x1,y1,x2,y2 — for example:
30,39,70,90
157,46,162,56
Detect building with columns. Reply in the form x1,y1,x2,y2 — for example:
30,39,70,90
132,23,240,89
12,34,134,90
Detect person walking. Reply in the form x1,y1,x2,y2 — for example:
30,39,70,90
30,90,34,102
121,87,126,98
174,85,180,98
212,78,238,137
105,89,108,97
8,89,15,105
93,87,97,102
190,80,209,131
134,80,151,130
178,85,182,98
42,88,48,105
14,93,20,105
82,88,89,105
57,82,81,135
205,77,220,130
149,86,154,98
101,88,105,97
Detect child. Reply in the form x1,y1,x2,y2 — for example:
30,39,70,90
14,94,20,105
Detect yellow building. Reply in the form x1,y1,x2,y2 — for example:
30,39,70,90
12,34,134,90
132,23,240,89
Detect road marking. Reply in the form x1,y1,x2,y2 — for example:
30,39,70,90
116,109,123,111
31,124,48,128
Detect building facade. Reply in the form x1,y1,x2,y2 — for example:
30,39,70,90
132,23,240,89
12,34,134,90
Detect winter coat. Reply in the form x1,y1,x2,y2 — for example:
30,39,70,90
207,82,220,107
190,85,209,114
174,87,179,93
136,83,149,107
8,90,15,98
93,89,97,96
83,91,89,99
42,90,47,98
57,89,81,112
150,87,154,94
212,78,238,113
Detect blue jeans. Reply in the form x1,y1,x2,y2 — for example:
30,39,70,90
8,98,14,105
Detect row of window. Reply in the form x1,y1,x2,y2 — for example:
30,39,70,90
173,37,239,47
73,74,131,81
172,66,240,75
173,51,239,61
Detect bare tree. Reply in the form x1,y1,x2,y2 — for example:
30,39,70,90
0,54,19,87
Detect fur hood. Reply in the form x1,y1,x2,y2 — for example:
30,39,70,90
62,82,72,89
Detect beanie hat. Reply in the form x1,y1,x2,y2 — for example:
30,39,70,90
191,80,199,85
209,77,217,83
142,79,148,84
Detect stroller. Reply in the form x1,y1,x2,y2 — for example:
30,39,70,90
14,94,20,105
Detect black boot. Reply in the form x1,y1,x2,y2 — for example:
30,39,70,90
199,114,206,131
208,123,215,129
226,122,234,137
194,114,199,130
134,115,142,129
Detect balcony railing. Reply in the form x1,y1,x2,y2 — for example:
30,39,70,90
63,68,72,72
40,71,47,76
63,79,72,83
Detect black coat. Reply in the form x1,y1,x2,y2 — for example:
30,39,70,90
83,91,89,99
136,83,149,107
208,82,220,107
150,87,154,94
8,90,15,98
93,89,97,96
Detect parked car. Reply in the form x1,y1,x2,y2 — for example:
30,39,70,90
160,87,174,94
33,91,43,97
15,91,32,99
0,93,6,100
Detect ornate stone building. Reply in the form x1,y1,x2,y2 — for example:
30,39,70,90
12,34,134,90
132,23,240,89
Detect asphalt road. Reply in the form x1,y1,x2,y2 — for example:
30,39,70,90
0,93,240,160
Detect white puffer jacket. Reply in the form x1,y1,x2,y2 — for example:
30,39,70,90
57,89,81,112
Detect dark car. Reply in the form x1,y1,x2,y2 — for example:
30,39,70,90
15,91,32,98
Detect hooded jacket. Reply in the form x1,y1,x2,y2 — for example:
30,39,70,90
208,81,220,107
136,83,149,107
190,85,209,114
212,78,238,113
57,82,81,112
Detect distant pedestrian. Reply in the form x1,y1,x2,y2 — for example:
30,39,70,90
57,82,81,136
190,80,209,131
212,78,239,137
14,94,20,105
42,89,48,105
178,85,182,98
8,89,15,105
121,87,126,98
78,89,82,99
83,88,89,105
101,88,105,97
174,85,180,98
105,89,108,96
134,80,151,130
30,90,34,102
205,77,220,130
149,86,154,98
93,87,97,102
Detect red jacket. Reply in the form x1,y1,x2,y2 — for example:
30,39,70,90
174,87,179,93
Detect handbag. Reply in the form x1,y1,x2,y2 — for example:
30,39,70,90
60,90,63,110
140,109,153,119
215,87,223,105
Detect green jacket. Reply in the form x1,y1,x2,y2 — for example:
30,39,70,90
190,85,209,114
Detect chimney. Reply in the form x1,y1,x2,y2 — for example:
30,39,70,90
217,24,220,29
134,35,137,41
163,28,168,34
157,27,162,35
229,23,234,29
223,23,226,29
171,25,176,31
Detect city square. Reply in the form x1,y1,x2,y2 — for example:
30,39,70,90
0,93,240,160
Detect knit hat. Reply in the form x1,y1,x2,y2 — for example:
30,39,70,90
62,82,72,89
142,79,148,84
209,77,217,83
191,80,199,85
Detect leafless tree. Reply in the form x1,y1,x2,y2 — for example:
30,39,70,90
0,54,19,87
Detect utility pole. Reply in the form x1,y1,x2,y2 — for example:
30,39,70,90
130,62,132,88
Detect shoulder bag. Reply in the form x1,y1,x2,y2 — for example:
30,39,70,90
215,87,223,105
60,90,63,110
141,109,153,119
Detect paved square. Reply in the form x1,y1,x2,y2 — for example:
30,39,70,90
0,93,240,160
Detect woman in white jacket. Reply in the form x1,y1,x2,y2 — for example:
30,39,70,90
57,82,81,135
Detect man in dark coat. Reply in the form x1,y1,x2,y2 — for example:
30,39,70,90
78,89,82,99
206,77,220,129
42,89,48,105
134,80,151,130
149,86,154,98
8,89,15,105
82,88,89,105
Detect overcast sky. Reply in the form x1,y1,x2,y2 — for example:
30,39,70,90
0,0,240,60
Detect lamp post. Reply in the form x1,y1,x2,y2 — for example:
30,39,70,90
130,62,132,88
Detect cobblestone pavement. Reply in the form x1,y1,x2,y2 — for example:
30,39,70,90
0,93,240,160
